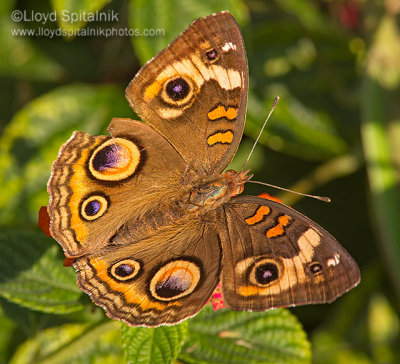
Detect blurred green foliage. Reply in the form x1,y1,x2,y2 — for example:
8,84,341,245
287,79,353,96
1,0,400,363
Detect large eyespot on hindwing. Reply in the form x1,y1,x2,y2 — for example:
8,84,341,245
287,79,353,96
236,256,284,297
149,259,202,301
237,257,283,288
108,259,142,282
249,258,283,287
88,137,142,182
80,193,110,221
161,75,197,107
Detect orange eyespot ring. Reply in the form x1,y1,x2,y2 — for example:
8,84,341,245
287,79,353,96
149,260,201,301
109,259,141,282
80,195,109,221
88,138,141,182
248,257,283,287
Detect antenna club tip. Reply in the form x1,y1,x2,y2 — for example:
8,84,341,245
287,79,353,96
272,96,279,108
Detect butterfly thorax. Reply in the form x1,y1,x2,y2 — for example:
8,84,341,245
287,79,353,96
186,169,251,211
108,170,250,246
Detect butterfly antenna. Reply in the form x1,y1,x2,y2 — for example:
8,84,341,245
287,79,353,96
248,180,331,202
239,96,330,203
240,97,279,174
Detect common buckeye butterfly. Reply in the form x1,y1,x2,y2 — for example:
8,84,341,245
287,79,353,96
47,11,360,326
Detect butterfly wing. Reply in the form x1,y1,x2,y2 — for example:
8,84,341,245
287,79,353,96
48,118,187,257
74,219,221,326
126,11,248,175
218,196,360,311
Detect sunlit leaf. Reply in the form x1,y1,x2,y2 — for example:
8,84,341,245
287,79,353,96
361,74,400,303
366,16,400,89
368,294,399,344
121,322,188,364
180,306,311,363
0,229,83,314
9,321,122,364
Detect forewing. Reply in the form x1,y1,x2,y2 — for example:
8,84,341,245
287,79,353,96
48,118,187,257
126,11,248,175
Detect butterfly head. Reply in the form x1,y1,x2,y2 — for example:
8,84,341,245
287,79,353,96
223,169,252,196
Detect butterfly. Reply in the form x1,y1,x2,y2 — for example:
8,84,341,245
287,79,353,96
47,11,360,327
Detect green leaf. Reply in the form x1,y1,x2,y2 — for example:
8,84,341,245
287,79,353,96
51,0,112,35
275,0,329,34
121,321,188,364
129,0,249,64
0,8,64,80
0,229,83,314
361,76,400,302
247,89,348,160
366,15,400,89
0,305,16,363
0,83,131,225
180,306,311,363
0,0,17,14
312,330,372,364
9,321,122,364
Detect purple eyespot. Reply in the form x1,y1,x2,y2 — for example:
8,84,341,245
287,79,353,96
255,262,279,285
84,200,101,216
172,84,183,93
165,78,190,101
206,49,218,61
109,259,141,281
156,275,191,298
92,144,121,172
310,263,323,274
80,194,109,221
115,264,134,277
